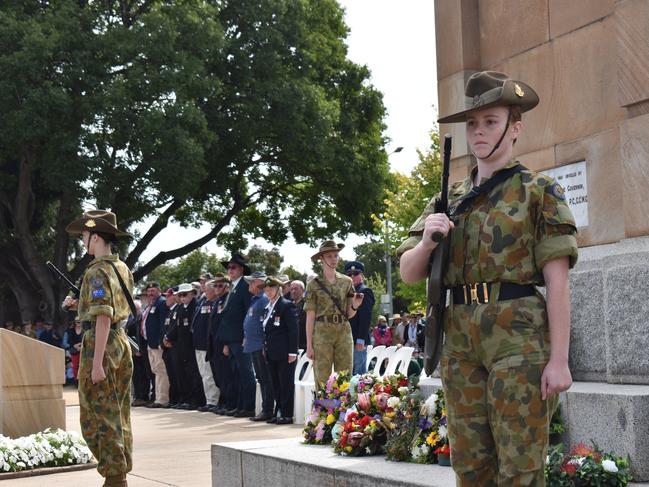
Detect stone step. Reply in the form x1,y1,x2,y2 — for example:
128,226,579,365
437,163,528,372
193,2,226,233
211,437,649,486
211,438,456,487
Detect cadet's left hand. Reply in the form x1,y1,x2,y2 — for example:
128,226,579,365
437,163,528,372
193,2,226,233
352,292,364,309
91,364,106,384
540,358,572,400
288,355,297,364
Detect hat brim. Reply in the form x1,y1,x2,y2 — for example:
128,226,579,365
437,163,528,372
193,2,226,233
438,80,539,124
311,243,345,262
221,260,252,275
65,217,131,237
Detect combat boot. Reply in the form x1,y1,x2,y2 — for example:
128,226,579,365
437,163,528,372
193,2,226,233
103,473,128,487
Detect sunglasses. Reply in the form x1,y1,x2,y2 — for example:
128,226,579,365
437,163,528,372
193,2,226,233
346,271,361,277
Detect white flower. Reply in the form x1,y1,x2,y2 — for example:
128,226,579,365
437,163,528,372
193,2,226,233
398,386,409,395
438,425,448,439
546,455,550,465
421,393,438,415
602,459,619,473
387,397,400,409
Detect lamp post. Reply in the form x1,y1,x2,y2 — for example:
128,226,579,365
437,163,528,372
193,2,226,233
383,146,403,317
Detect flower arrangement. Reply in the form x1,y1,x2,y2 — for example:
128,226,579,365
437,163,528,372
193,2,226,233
545,442,633,486
384,387,449,465
0,428,93,473
331,372,418,457
303,371,352,444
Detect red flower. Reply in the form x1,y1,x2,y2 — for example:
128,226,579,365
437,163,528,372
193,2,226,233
398,378,408,387
560,462,577,477
359,415,371,427
434,444,450,455
570,443,594,457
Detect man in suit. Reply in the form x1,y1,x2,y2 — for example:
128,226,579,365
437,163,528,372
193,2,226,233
289,280,307,351
215,253,255,417
143,282,169,407
262,276,298,424
345,261,375,375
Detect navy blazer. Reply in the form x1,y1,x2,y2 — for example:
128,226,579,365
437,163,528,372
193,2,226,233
348,283,375,345
144,295,168,348
216,279,252,343
263,297,298,362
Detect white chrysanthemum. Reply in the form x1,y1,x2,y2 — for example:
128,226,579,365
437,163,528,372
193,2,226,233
438,425,448,439
398,386,409,395
602,459,619,473
387,396,400,409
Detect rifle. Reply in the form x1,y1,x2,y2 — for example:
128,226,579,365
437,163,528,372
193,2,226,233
424,134,452,375
46,261,140,354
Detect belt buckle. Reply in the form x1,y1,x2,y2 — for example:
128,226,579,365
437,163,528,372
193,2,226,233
469,284,479,304
332,314,340,324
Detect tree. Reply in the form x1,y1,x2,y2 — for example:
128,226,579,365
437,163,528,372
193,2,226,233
144,250,224,290
246,245,282,275
0,0,391,323
372,130,443,309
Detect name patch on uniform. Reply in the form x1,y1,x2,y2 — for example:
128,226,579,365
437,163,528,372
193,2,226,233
92,288,106,299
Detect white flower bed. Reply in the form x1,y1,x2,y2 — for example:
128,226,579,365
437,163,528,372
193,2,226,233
0,428,93,473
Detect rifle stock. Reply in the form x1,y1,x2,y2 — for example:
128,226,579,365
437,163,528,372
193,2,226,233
424,134,452,375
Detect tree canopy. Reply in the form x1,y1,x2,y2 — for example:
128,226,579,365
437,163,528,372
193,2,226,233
0,0,391,322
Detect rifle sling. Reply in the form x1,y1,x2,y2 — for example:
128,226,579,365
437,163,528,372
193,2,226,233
314,277,348,319
450,164,526,217
107,261,138,320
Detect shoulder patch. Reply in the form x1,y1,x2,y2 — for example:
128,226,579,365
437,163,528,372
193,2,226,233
90,277,104,288
92,288,106,299
549,182,566,201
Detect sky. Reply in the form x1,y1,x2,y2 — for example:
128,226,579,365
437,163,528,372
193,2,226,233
135,1,438,275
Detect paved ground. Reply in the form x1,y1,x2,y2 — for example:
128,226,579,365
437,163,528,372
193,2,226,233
8,386,302,487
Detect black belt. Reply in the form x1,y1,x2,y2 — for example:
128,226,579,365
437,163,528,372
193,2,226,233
452,282,536,305
82,321,123,330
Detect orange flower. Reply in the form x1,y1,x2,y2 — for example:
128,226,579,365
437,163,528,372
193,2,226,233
570,443,594,457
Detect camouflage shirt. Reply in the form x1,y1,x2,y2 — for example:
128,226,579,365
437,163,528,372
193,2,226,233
77,254,134,324
304,272,354,320
396,160,579,286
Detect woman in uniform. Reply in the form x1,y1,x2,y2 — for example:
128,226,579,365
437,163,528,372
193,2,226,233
398,71,578,486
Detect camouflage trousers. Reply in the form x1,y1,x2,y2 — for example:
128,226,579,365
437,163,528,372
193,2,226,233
440,291,558,487
78,327,133,478
312,321,353,388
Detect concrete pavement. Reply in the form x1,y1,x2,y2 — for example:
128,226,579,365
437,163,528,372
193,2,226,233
8,386,302,487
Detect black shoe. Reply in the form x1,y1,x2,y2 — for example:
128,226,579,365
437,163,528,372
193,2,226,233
266,417,278,424
276,417,293,425
249,412,274,422
225,408,238,416
198,404,215,412
234,409,255,418
178,403,192,410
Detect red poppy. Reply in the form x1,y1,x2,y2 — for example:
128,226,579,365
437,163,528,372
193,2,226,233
560,462,577,477
398,378,408,387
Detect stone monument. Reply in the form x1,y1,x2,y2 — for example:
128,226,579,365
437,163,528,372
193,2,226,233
434,0,649,480
0,329,66,438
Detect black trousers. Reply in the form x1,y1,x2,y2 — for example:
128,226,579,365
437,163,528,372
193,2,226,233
212,339,236,409
177,350,206,406
267,356,296,419
162,347,180,404
251,350,275,414
135,336,155,401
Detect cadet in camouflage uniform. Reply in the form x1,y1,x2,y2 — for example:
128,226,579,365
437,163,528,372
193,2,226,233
64,210,134,487
398,72,578,486
305,240,364,387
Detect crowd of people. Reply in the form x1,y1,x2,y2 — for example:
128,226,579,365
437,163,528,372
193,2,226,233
0,246,428,425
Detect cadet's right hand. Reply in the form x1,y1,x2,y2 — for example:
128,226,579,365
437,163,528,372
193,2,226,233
223,344,230,357
422,213,455,246
62,296,78,310
306,346,314,360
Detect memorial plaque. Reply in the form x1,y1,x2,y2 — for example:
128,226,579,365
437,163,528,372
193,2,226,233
543,161,589,228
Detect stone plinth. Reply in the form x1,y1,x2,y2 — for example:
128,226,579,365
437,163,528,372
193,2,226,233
0,329,65,438
570,235,649,384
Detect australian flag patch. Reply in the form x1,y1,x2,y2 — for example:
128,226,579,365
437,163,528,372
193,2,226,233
92,288,106,299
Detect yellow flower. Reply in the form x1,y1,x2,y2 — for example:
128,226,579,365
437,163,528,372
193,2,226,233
426,432,440,446
340,382,349,392
345,446,353,452
326,414,336,425
386,411,396,418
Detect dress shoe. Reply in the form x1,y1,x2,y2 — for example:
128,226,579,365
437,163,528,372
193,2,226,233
266,417,278,424
198,404,215,412
213,407,228,415
233,409,255,418
249,412,274,422
276,417,294,425
178,403,192,410
225,408,238,416
148,402,168,409
131,399,148,407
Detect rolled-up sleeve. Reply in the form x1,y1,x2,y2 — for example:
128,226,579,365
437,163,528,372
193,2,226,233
395,195,439,260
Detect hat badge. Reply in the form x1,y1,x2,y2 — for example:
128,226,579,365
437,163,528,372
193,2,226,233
514,83,525,97
472,95,482,107
350,266,356,271
85,219,96,228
